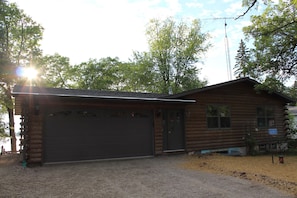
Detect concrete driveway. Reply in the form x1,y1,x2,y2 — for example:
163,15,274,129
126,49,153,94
0,155,293,197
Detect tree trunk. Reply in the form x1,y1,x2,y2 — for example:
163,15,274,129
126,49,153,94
8,107,16,152
6,86,16,152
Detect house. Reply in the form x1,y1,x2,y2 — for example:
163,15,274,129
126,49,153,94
12,77,294,165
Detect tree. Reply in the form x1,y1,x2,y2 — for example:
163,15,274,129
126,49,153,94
36,53,73,88
237,0,297,19
234,39,253,79
134,17,209,94
124,51,160,93
287,81,297,103
242,0,297,89
73,57,123,90
0,1,43,151
287,113,297,140
0,106,8,139
0,120,8,139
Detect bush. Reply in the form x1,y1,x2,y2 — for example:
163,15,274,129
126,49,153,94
288,139,297,149
245,133,257,155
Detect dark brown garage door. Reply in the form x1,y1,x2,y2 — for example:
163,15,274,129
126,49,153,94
44,109,153,163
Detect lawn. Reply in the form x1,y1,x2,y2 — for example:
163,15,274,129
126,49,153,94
183,154,297,196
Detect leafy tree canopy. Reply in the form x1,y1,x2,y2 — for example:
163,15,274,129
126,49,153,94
35,53,73,88
238,0,297,19
132,17,209,94
241,0,297,93
73,57,123,90
0,106,8,140
0,120,8,139
0,1,43,151
67,18,210,94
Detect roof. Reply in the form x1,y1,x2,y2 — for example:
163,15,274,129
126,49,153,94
166,77,295,103
12,85,195,103
12,77,295,107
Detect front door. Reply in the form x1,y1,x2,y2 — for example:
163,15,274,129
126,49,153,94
163,109,185,151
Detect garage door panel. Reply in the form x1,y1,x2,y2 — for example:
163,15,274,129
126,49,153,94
44,109,153,163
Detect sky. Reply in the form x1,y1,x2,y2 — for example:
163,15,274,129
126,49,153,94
8,0,264,85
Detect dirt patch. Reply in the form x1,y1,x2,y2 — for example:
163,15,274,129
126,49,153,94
182,154,297,196
0,153,20,166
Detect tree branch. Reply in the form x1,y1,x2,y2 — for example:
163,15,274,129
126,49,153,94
251,20,297,37
16,19,25,65
264,20,297,36
235,0,258,20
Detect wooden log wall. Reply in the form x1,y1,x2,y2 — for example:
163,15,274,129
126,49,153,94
26,97,43,164
27,113,43,164
184,82,288,152
20,96,44,165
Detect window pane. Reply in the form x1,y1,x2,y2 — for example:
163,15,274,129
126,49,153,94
207,105,231,129
257,106,274,127
220,117,231,128
268,118,275,127
257,118,266,127
207,105,218,117
207,117,219,128
219,106,230,117
257,107,265,117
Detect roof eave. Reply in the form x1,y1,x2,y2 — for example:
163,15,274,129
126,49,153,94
12,91,196,103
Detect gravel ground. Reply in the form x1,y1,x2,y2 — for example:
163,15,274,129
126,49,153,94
0,155,293,198
183,154,297,196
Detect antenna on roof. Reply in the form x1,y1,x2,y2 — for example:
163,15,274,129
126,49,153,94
202,17,234,81
224,18,232,81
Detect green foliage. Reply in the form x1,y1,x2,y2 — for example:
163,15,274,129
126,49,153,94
0,2,43,66
0,0,44,89
73,57,123,90
0,12,209,95
0,1,43,87
133,17,209,94
287,112,297,139
35,53,73,88
0,1,43,151
286,81,297,103
234,39,254,79
123,52,158,92
239,0,296,19
243,0,297,85
0,119,8,139
0,105,8,139
254,77,287,94
245,133,257,155
71,18,209,94
288,139,297,151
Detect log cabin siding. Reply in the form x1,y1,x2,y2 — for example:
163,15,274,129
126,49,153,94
184,82,288,152
25,101,43,164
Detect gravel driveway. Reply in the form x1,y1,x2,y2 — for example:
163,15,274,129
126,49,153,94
0,155,293,198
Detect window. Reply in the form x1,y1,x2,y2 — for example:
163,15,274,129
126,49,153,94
257,106,275,127
207,105,231,128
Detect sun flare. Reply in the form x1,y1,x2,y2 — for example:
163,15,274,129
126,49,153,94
17,67,38,80
24,67,38,80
